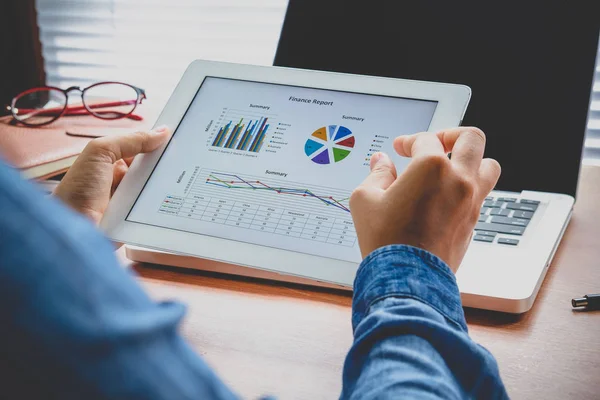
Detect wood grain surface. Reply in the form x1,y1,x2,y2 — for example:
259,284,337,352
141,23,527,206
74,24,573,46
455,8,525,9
132,166,600,400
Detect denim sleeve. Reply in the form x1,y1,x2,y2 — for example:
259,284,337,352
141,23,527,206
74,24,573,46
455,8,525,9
0,162,239,400
341,245,509,400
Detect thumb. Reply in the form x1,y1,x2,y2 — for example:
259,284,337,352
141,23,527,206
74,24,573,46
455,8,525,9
361,152,397,191
85,125,171,163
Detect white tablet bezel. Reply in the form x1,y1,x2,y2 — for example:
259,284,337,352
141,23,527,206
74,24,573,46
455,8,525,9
100,60,471,286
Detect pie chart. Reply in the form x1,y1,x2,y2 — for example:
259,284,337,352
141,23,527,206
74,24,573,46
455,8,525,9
304,125,355,165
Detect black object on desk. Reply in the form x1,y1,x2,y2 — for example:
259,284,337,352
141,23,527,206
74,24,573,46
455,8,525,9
572,294,600,310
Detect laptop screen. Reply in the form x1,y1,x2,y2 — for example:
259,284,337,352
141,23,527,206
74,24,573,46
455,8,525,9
274,1,600,197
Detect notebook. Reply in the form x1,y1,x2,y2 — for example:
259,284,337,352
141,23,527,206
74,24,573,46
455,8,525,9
0,112,152,179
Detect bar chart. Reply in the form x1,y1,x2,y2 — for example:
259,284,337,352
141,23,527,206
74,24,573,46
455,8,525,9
210,109,276,153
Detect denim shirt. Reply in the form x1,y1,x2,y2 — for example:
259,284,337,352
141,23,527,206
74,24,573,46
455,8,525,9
0,161,508,399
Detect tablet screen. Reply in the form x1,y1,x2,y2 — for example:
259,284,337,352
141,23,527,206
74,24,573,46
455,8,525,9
127,77,437,263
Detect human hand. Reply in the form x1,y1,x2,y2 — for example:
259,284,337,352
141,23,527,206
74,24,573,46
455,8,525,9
349,127,501,272
54,126,171,224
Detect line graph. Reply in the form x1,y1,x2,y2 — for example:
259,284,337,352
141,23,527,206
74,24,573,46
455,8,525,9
205,172,350,212
156,168,357,247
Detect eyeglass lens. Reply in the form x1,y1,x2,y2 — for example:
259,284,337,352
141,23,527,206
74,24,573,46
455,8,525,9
12,88,68,125
82,83,139,120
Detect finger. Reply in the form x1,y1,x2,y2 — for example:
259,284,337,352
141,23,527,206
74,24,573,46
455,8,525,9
123,157,135,167
393,133,417,157
435,127,486,172
85,125,171,164
112,159,129,193
393,132,445,158
478,158,501,195
395,127,486,158
359,152,397,191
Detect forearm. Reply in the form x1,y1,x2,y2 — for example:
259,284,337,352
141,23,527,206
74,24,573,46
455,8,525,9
341,245,508,399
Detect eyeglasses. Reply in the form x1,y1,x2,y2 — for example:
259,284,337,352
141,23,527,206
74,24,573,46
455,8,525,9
5,82,147,126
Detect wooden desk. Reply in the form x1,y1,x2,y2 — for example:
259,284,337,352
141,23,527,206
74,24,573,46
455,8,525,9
132,166,600,400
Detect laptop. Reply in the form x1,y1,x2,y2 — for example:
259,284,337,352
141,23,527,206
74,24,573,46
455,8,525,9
127,1,599,313
271,1,600,312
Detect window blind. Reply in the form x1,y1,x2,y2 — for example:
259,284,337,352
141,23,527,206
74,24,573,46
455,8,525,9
36,0,600,164
35,0,289,110
583,48,600,165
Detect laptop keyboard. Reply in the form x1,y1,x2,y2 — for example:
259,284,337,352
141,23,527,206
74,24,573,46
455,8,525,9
474,196,540,246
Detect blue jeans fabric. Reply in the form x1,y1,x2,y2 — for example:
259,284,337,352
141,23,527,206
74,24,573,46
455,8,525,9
0,161,507,399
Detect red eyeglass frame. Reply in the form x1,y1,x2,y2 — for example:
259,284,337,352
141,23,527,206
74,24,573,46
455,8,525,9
5,81,147,127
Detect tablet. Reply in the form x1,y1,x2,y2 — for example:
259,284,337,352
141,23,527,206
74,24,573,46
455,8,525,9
101,60,471,286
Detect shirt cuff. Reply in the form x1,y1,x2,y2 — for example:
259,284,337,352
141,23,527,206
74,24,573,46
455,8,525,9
352,245,467,332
